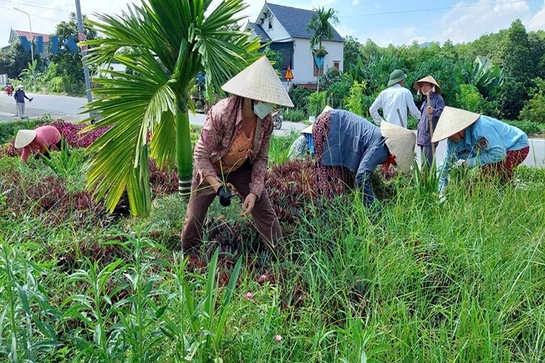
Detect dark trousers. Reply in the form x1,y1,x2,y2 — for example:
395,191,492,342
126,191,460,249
181,161,282,251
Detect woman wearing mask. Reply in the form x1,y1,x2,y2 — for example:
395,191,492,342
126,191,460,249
181,56,293,253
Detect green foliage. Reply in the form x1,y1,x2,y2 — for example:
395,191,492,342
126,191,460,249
281,107,306,122
288,86,314,114
0,40,41,80
0,239,61,362
326,80,351,109
456,84,484,112
81,0,262,216
504,119,542,135
345,80,368,116
308,91,327,117
459,58,505,100
519,77,545,124
307,7,339,51
0,119,44,144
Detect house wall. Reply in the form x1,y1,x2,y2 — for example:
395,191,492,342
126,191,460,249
264,14,291,41
292,39,343,85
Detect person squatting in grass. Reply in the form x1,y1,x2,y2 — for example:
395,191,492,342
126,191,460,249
312,108,416,211
14,125,68,162
433,106,530,198
181,56,294,253
413,75,445,170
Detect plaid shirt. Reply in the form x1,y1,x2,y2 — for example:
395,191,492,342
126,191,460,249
192,96,273,198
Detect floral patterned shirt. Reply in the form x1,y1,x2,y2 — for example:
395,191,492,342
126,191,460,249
192,96,273,198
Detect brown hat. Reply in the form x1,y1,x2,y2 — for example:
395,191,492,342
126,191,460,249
413,75,441,94
431,106,480,143
221,56,294,107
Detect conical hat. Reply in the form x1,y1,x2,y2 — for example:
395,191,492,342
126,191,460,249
413,75,441,94
15,129,36,148
221,56,294,107
431,106,480,143
380,122,416,174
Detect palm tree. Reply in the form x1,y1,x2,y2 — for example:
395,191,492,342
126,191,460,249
80,0,261,216
306,7,338,91
307,7,339,56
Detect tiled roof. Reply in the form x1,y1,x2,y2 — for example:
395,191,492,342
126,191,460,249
266,3,343,42
13,30,50,42
247,22,271,42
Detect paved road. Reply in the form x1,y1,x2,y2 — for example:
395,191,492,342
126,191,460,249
1,93,543,167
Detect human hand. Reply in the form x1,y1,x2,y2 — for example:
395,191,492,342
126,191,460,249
216,184,232,207
29,98,33,102
452,159,466,169
240,193,257,217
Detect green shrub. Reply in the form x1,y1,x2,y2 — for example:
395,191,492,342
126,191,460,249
282,108,306,122
519,91,545,124
345,81,367,116
308,91,327,117
455,84,484,112
0,119,45,144
504,119,542,135
288,86,314,114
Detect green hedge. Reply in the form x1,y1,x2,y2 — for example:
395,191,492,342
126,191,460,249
0,119,46,144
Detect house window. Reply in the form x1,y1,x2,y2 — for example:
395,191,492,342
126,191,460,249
333,61,340,69
268,14,273,29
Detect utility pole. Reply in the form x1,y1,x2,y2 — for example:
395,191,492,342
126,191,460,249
14,8,33,64
74,0,93,106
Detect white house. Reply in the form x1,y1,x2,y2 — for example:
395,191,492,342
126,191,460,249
247,2,344,88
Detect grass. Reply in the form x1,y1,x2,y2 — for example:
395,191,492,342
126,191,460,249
1,137,544,362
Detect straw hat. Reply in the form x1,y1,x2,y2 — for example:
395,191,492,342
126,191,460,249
387,69,407,86
302,106,332,134
380,122,416,174
17,85,23,89
413,75,441,94
15,129,37,148
431,106,480,143
221,56,294,107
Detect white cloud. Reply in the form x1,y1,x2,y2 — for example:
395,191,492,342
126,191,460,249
528,0,545,30
439,0,532,44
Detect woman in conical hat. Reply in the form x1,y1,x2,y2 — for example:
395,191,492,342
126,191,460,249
14,125,63,162
312,108,416,211
413,75,445,169
432,106,529,197
182,56,293,253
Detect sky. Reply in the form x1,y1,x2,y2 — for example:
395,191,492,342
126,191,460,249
2,0,545,48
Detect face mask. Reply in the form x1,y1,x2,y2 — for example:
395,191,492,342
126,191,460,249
253,102,274,119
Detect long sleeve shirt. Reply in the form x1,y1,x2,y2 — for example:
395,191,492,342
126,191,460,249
322,109,389,187
437,116,529,192
417,92,445,147
21,125,61,162
369,84,421,127
14,89,29,103
192,96,273,199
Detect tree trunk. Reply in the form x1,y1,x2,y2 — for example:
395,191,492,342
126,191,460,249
176,104,193,198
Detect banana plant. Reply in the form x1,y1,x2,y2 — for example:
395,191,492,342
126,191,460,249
80,0,261,216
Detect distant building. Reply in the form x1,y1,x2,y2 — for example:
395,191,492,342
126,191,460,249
246,2,344,88
8,29,50,60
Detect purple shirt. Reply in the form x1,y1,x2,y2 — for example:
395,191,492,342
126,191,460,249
417,92,445,147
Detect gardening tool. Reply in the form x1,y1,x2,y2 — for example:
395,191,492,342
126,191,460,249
426,93,435,156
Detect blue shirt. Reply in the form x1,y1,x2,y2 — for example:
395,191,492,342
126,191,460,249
438,116,529,192
417,92,445,146
322,109,388,186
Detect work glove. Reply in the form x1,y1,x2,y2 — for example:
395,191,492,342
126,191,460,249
29,98,33,102
217,184,232,207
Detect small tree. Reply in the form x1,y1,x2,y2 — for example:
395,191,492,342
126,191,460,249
307,7,338,91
